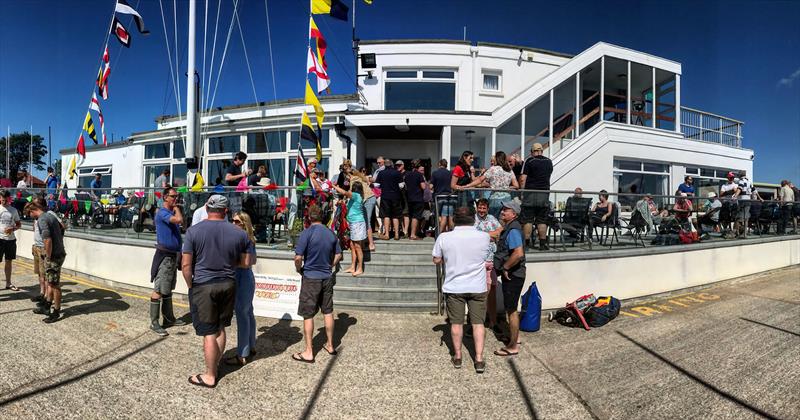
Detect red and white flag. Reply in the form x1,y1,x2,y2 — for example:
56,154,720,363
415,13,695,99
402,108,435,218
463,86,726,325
96,47,111,100
111,17,131,48
307,47,330,93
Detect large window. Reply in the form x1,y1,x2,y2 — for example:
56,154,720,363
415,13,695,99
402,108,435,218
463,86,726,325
172,164,187,187
248,131,287,153
290,129,330,149
656,69,676,130
144,143,170,159
496,113,521,158
384,69,456,111
207,159,233,186
248,158,286,186
580,59,602,133
552,78,577,154
630,63,653,127
614,159,670,210
77,167,112,190
523,96,549,158
603,57,628,123
173,140,185,159
685,166,735,198
144,165,169,188
289,156,329,184
208,135,241,154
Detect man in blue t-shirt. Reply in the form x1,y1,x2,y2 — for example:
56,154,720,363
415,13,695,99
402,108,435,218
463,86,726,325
182,194,250,388
677,176,695,197
293,205,342,363
431,159,454,232
493,199,527,357
375,160,404,240
148,187,187,336
45,167,58,197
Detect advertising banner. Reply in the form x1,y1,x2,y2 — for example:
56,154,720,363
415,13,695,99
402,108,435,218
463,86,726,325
253,273,302,320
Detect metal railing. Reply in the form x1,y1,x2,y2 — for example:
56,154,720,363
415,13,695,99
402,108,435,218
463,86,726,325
680,107,743,148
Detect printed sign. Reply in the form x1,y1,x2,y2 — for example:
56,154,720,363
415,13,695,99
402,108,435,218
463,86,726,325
253,273,302,321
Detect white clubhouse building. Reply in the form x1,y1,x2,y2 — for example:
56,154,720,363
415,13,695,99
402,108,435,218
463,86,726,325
61,39,752,203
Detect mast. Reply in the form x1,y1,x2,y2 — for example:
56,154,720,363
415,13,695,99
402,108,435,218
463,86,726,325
185,0,199,175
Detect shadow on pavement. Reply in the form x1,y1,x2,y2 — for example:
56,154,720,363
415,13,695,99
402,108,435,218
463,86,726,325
299,350,338,420
739,317,800,338
616,330,780,420
432,323,480,362
508,358,540,420
60,288,131,320
0,334,166,407
0,284,48,304
312,312,358,354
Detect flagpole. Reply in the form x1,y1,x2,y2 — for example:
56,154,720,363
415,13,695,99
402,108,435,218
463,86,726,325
30,126,33,186
5,126,9,180
185,0,198,172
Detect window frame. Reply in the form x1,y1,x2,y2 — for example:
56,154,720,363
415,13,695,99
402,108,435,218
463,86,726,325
383,68,458,111
480,69,502,95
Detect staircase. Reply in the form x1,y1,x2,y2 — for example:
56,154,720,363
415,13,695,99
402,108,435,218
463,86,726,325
333,238,439,312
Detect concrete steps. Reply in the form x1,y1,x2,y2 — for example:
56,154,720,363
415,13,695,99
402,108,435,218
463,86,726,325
333,238,439,311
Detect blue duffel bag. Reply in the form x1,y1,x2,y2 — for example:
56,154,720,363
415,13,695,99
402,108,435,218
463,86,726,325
583,296,621,327
519,282,542,332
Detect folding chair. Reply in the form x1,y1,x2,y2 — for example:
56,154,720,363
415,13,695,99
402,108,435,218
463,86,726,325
594,202,620,248
620,208,648,247
554,197,593,250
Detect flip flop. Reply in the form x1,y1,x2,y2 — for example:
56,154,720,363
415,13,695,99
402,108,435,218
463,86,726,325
494,348,519,357
292,353,315,364
4,285,19,291
323,345,338,355
188,374,216,388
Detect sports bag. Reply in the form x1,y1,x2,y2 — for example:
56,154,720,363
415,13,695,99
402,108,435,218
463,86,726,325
583,296,621,327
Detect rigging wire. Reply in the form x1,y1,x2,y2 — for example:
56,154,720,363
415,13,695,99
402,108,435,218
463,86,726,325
201,0,209,115
264,0,278,101
173,0,182,127
206,0,240,120
201,0,222,138
158,0,182,124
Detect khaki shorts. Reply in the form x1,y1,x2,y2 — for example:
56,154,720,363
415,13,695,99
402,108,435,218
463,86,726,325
446,292,488,325
32,246,46,276
45,255,66,285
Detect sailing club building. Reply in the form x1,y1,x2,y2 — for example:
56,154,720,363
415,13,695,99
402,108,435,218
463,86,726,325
61,39,753,200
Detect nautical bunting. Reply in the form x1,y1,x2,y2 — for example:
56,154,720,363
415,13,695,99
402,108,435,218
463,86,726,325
294,144,308,182
115,0,150,34
96,47,110,100
304,80,324,128
309,17,327,70
83,111,97,144
89,93,107,146
307,47,330,93
311,0,349,21
300,112,323,160
111,16,131,48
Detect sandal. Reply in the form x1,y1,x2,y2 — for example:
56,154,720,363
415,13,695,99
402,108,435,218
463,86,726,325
4,285,20,291
291,353,315,364
323,345,338,355
493,348,519,357
188,374,216,388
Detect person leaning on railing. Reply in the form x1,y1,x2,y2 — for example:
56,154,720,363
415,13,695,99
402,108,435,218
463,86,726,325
778,180,795,235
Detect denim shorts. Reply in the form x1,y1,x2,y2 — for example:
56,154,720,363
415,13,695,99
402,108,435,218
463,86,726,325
436,196,457,217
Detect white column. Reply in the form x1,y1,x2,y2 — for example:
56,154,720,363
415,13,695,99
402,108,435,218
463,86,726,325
651,67,657,128
520,108,526,158
575,72,580,137
548,89,554,154
600,56,605,123
626,61,631,125
675,74,681,133
491,127,496,154
441,126,451,162
186,0,197,159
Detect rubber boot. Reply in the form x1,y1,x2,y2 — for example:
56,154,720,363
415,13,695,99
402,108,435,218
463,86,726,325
43,308,61,324
161,294,187,327
149,298,169,336
33,299,52,315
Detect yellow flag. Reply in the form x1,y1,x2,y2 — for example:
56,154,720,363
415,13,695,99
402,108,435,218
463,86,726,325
191,172,205,192
83,111,97,143
364,0,373,4
67,156,77,179
304,80,324,128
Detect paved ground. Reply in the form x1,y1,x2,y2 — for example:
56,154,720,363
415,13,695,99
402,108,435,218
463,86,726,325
0,261,797,420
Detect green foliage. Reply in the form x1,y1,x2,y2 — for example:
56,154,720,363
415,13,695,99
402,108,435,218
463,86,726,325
0,132,47,179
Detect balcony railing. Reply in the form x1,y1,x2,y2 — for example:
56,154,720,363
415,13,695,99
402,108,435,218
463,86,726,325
680,107,743,148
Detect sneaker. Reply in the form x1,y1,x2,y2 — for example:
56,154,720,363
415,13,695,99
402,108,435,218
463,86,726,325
162,318,188,328
43,309,61,324
150,323,169,337
451,356,462,369
539,243,550,251
474,361,486,374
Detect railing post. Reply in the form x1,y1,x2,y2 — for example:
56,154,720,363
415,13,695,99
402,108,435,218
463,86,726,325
575,72,581,137
651,67,657,128
600,56,605,122
626,61,631,125
675,74,681,133
549,89,554,154
699,113,704,141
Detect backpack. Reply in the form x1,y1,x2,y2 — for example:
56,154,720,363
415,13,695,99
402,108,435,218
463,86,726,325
583,296,621,327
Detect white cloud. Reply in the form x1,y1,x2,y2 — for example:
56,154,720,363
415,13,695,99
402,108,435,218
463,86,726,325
778,68,800,87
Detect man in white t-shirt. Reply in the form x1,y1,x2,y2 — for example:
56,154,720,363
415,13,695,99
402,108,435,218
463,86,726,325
432,206,491,374
719,172,740,237
192,201,209,226
0,190,21,291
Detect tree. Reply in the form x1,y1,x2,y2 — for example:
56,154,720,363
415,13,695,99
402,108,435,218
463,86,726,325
0,132,47,179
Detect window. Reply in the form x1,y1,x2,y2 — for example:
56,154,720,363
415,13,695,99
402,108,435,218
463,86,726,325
385,82,455,110
144,143,170,159
290,129,330,149
207,159,233,186
173,140,185,159
655,69,676,130
208,135,240,154
482,72,500,92
144,165,169,188
172,164,187,187
78,167,112,190
614,159,670,209
248,158,286,186
497,113,521,158
248,131,287,153
384,68,457,111
289,156,329,183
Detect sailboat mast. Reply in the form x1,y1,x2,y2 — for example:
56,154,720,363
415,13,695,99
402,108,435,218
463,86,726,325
185,0,198,170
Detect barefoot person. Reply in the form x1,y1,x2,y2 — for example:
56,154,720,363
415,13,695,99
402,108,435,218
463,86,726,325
26,202,66,323
293,205,342,363
433,206,491,373
333,182,366,276
182,195,250,388
0,190,21,292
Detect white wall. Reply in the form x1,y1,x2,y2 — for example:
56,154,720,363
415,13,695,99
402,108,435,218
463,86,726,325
62,144,144,188
364,138,441,163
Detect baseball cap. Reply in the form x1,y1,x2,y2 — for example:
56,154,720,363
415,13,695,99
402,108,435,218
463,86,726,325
501,199,521,214
707,192,717,198
726,171,736,179
307,158,318,165
207,194,229,210
532,143,544,152
395,160,405,166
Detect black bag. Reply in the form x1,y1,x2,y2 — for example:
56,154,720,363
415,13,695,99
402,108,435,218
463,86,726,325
584,296,621,327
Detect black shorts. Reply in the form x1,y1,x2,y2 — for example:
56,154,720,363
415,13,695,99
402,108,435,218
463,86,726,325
380,198,402,219
298,276,335,319
520,191,549,224
0,239,16,262
501,275,525,313
189,279,235,336
408,201,424,220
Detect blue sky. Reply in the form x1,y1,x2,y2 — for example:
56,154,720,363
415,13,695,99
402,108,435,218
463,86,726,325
0,0,798,183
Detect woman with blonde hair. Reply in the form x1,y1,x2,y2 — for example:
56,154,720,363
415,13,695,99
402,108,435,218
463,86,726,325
226,211,258,365
350,170,377,251
333,181,366,276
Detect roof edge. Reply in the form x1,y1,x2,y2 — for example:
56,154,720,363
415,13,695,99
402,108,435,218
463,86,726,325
476,42,573,59
155,94,358,122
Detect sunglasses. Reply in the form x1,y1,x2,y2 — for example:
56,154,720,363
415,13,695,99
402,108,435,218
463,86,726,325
167,194,179,198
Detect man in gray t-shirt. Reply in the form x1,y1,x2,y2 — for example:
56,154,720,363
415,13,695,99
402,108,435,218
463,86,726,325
182,194,249,388
27,202,67,323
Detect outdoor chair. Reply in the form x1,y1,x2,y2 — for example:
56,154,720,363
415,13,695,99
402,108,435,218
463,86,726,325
620,208,648,247
551,197,593,250
593,202,621,248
